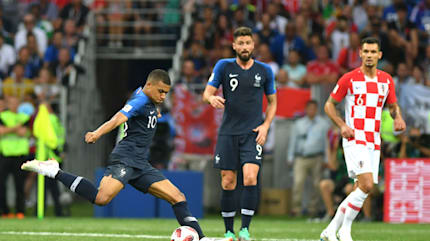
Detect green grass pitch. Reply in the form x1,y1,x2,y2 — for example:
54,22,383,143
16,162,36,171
1,216,429,241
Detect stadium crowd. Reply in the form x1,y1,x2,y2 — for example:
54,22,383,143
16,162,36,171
0,0,87,218
2,0,430,223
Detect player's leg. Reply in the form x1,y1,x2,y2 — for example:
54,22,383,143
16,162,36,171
337,148,378,241
238,163,259,241
237,133,263,241
321,145,368,241
309,156,323,217
292,156,307,216
21,159,124,205
220,169,237,237
214,135,240,239
146,178,206,239
319,179,335,218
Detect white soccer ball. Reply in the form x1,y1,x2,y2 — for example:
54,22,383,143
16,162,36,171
170,226,199,241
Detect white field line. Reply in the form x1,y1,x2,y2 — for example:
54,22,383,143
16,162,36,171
0,231,317,241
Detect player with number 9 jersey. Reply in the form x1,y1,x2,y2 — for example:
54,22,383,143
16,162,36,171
208,58,276,136
203,27,277,241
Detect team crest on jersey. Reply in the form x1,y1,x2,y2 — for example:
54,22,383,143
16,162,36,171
379,83,388,95
254,73,261,87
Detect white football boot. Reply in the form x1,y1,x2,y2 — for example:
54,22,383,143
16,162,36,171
21,159,60,178
320,228,338,241
337,228,353,241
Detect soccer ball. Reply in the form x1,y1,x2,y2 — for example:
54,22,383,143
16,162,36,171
170,226,199,241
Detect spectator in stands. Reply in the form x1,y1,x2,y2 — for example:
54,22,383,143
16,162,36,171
411,65,426,85
254,13,279,45
58,0,90,32
176,59,204,95
329,15,350,61
15,13,48,55
304,45,339,85
297,1,324,40
0,6,15,36
50,47,73,86
231,6,253,30
106,0,126,48
319,125,354,222
229,0,256,23
3,63,35,99
383,0,411,23
420,45,430,80
63,19,79,51
16,46,40,79
270,22,308,66
410,0,430,36
0,34,16,79
393,62,414,88
360,17,389,57
214,13,233,50
0,97,8,217
337,32,361,75
0,96,31,219
398,126,430,158
27,32,43,59
387,2,418,67
183,41,207,76
288,100,330,217
26,33,43,74
44,31,76,68
255,43,279,75
266,1,288,35
351,0,369,32
27,2,54,39
95,13,108,47
34,67,60,102
201,7,216,50
38,0,59,21
281,49,306,88
276,69,290,87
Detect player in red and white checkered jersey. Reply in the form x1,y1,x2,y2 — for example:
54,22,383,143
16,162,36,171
320,37,406,241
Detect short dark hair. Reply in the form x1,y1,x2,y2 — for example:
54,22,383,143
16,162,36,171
233,26,253,40
360,37,381,50
306,99,318,107
147,69,171,85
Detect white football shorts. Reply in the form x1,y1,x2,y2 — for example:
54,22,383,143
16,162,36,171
343,144,380,184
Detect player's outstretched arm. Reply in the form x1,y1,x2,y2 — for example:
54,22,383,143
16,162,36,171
324,96,354,139
85,112,128,144
387,102,406,132
202,85,225,109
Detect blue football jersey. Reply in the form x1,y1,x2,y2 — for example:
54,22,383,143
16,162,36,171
208,58,276,135
110,87,158,168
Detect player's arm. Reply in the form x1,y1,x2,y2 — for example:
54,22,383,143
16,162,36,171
85,112,128,144
202,85,225,109
203,61,226,109
387,102,406,132
324,96,354,138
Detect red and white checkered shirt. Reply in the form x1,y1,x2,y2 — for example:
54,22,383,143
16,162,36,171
330,68,397,150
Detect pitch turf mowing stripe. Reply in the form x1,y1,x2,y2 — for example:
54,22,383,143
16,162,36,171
0,231,317,241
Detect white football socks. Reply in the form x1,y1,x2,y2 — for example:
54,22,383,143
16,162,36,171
325,194,351,233
339,187,368,234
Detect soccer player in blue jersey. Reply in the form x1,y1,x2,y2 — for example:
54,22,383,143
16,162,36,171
203,27,277,241
22,69,231,241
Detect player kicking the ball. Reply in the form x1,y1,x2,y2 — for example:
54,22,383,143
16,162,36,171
320,37,406,241
22,69,231,241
